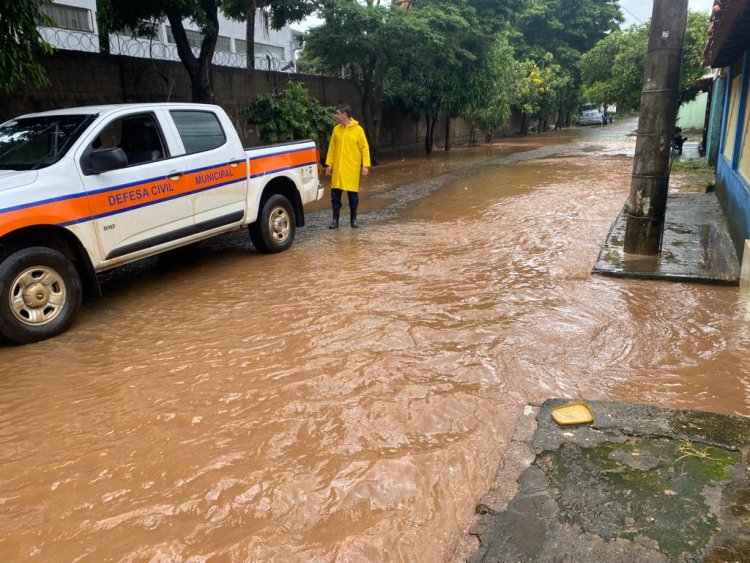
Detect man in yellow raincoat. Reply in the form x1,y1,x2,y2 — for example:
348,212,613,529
325,103,371,229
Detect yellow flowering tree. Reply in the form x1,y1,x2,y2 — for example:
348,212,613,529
512,54,563,134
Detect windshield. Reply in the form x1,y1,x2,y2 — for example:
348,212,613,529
0,114,96,171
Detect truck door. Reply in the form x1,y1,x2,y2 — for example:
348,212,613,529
167,109,248,231
77,112,191,262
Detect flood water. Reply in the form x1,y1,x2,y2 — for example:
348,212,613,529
1,119,749,561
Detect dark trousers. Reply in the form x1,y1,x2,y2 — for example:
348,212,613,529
331,188,359,212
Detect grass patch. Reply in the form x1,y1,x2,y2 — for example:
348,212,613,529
671,159,714,173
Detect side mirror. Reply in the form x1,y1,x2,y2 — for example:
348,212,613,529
81,147,128,175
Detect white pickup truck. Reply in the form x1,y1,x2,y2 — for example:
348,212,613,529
0,103,323,344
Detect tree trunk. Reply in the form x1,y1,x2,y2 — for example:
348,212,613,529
444,113,450,151
555,109,564,130
519,112,528,135
424,115,436,154
245,3,257,70
166,5,219,104
96,0,110,54
358,59,383,165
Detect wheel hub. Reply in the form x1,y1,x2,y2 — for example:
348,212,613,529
270,209,290,240
9,266,66,326
23,283,51,308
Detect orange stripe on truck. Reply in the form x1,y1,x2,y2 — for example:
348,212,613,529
0,196,92,237
250,148,317,177
0,148,315,238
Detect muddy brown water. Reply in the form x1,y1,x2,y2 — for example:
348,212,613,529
1,120,748,561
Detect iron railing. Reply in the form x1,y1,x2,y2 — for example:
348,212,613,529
38,27,302,73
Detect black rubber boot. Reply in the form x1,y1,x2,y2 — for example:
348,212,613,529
350,207,359,229
328,209,340,229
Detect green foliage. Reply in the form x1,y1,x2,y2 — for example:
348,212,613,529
302,0,627,148
512,54,564,120
383,0,516,151
580,11,711,111
508,0,622,116
304,0,517,154
681,10,711,106
0,0,54,93
303,0,408,159
510,0,622,69
462,34,515,137
385,1,479,117
303,0,396,82
241,81,335,146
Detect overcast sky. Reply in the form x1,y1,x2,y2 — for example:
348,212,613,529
619,0,714,27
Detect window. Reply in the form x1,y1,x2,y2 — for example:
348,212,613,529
0,115,95,170
93,114,167,166
739,89,750,182
40,3,93,32
170,111,226,154
235,41,285,59
255,42,285,60
166,26,230,53
130,22,160,41
166,26,202,49
217,36,231,53
723,72,742,161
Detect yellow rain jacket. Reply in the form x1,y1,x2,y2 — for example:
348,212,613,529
325,119,371,192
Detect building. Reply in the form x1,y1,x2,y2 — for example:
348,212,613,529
39,0,303,72
703,0,750,266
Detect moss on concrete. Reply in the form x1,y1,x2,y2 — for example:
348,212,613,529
539,436,740,557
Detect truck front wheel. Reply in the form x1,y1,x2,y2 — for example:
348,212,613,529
250,194,296,253
0,247,82,344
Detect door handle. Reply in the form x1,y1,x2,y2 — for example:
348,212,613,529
228,158,244,167
167,170,183,180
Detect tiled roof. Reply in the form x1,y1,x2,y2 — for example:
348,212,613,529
703,0,750,67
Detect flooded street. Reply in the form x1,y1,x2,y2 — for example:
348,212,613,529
1,119,749,561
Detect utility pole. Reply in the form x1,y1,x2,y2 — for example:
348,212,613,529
623,0,688,255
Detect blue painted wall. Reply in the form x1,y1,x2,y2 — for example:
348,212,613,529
716,156,750,259
715,52,750,261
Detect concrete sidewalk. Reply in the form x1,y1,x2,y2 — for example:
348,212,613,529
592,193,741,286
461,400,750,562
591,131,741,286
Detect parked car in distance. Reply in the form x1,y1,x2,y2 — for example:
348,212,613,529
577,103,605,126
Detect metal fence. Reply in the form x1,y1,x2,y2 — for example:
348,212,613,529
38,27,302,73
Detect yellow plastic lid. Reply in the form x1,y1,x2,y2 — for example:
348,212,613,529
551,402,594,426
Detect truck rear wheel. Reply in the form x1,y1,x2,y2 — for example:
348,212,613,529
250,194,296,253
0,247,82,344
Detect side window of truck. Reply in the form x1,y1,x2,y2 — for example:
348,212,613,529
170,110,226,154
92,114,167,166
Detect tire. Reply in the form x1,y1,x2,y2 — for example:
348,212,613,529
249,194,296,254
0,247,82,344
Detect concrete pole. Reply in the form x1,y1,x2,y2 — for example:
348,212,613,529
623,0,688,255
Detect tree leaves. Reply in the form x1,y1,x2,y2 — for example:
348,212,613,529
579,11,711,111
0,0,53,93
241,80,335,146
